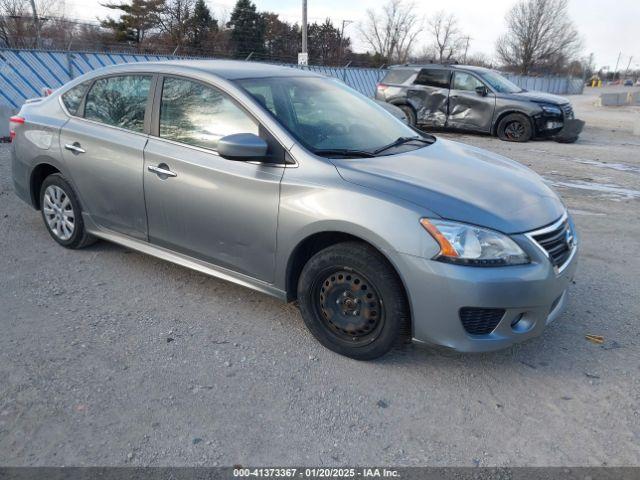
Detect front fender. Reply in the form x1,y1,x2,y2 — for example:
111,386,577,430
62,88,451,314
273,151,441,292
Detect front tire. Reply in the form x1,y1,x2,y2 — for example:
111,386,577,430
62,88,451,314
40,173,95,249
297,242,409,360
497,113,533,142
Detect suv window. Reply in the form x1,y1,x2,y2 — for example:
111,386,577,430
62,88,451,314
84,75,152,133
159,77,258,151
414,69,450,88
381,69,415,84
61,81,91,115
452,72,485,91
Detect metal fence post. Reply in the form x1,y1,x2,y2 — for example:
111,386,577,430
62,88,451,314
66,51,74,80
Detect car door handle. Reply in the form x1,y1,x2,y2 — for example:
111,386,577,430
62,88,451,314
64,143,85,154
148,164,177,177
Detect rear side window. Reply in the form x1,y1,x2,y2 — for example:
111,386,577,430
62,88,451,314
84,75,152,133
381,69,415,84
414,69,450,88
159,77,258,151
61,81,91,115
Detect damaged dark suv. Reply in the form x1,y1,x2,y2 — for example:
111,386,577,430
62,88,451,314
375,64,584,143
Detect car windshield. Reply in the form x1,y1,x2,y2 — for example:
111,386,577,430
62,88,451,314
235,76,432,156
478,70,523,94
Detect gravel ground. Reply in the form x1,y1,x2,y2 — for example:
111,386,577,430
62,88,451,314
0,87,639,467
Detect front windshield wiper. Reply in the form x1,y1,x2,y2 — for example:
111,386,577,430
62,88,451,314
373,136,434,155
312,148,376,158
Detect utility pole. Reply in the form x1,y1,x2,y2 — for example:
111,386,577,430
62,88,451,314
613,51,622,81
298,0,308,65
623,56,633,80
339,19,352,64
462,36,471,64
29,0,42,49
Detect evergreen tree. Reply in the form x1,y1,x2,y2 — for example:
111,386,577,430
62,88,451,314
227,0,265,58
189,0,218,50
100,0,164,44
262,12,299,62
308,19,346,66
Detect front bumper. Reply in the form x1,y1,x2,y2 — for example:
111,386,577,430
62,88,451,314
534,113,584,142
554,119,585,143
397,229,579,352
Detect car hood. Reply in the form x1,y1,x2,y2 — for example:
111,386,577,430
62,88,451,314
499,90,570,105
332,138,565,234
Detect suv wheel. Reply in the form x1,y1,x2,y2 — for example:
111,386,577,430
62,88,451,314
398,105,416,127
40,173,96,249
297,242,409,360
497,113,533,142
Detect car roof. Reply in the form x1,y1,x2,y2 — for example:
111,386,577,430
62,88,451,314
83,59,322,80
389,64,490,74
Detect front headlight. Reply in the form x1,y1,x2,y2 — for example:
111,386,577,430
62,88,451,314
420,219,530,266
540,104,562,115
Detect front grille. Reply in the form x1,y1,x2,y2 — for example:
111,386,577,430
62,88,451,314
561,103,574,119
530,218,574,268
459,307,505,335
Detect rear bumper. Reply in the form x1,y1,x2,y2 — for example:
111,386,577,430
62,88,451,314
397,231,579,352
10,143,33,206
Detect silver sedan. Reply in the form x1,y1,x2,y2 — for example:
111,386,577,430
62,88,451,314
10,60,578,359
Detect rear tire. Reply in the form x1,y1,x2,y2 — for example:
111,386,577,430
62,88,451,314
497,113,533,142
297,242,409,360
397,105,417,127
40,173,96,249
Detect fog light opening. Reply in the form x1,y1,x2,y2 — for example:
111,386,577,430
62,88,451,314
511,313,524,328
511,313,534,333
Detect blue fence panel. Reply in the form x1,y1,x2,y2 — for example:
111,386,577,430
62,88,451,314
0,48,584,114
503,73,584,95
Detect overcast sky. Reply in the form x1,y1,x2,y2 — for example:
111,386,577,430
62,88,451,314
62,0,639,71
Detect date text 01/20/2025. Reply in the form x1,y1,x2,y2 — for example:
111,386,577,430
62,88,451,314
232,468,400,477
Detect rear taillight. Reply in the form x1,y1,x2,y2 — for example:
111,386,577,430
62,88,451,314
376,83,388,92
9,116,24,142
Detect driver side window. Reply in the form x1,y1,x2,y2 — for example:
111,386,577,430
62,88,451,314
452,72,485,91
159,77,258,151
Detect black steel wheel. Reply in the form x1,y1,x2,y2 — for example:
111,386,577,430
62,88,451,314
315,268,385,345
497,113,533,142
297,242,409,360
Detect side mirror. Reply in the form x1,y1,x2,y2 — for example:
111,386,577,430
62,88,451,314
475,85,488,97
217,133,268,160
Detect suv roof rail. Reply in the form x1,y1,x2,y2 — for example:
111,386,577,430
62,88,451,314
390,61,463,69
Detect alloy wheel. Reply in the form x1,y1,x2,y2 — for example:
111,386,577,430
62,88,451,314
43,185,75,241
504,121,526,140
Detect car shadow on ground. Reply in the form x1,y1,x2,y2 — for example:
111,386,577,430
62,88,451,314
83,239,587,375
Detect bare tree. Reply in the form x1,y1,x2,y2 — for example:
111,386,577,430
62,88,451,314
427,11,464,63
157,0,195,49
0,0,66,47
359,0,422,64
1,0,29,47
496,0,582,74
